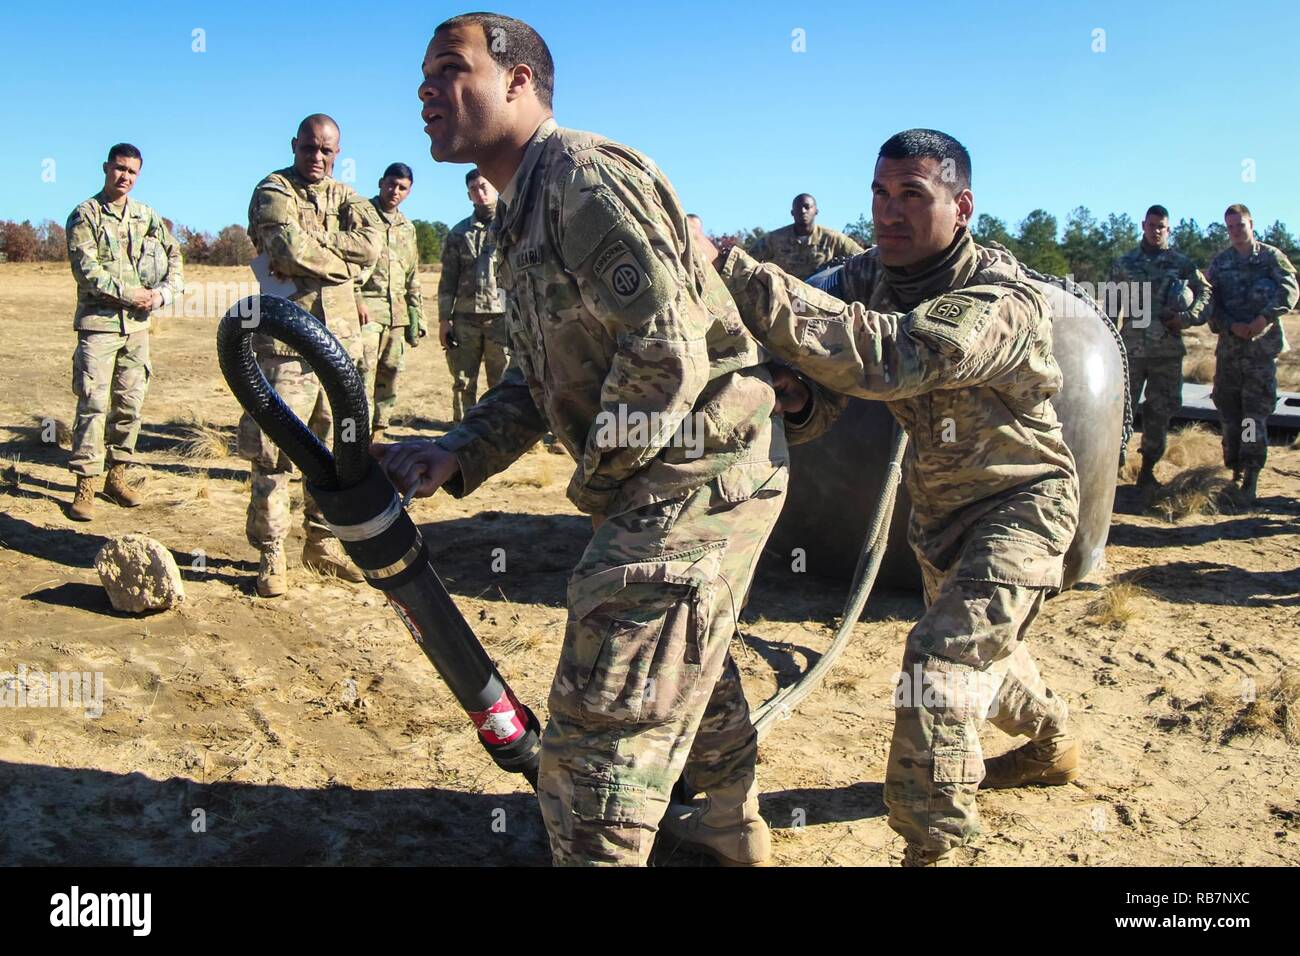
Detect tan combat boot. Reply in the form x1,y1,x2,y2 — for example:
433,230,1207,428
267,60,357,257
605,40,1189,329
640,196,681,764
370,426,387,445
68,476,98,522
256,542,287,598
659,780,771,867
103,464,142,508
302,535,365,583
981,736,1080,790
901,844,955,867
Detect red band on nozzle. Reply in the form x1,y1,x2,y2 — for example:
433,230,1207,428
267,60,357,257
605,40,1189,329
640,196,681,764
469,688,528,745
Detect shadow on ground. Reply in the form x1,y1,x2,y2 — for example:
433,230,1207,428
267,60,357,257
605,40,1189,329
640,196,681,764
0,760,548,866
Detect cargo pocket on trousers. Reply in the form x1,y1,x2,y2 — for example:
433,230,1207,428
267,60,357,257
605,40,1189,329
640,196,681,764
565,541,726,725
932,746,984,785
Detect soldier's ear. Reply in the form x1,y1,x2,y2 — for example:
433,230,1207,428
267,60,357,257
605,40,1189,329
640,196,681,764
290,136,298,156
505,63,534,102
955,189,974,228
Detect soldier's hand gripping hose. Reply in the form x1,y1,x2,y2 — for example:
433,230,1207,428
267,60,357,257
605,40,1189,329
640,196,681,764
217,295,541,786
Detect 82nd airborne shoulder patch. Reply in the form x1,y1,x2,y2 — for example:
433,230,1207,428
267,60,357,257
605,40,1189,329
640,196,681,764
910,293,984,353
593,239,652,307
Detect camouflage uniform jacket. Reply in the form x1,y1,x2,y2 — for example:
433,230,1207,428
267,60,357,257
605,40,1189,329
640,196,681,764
1109,243,1211,359
66,192,183,333
246,167,382,355
360,199,422,327
438,209,506,317
750,223,864,280
719,230,1079,588
436,118,783,517
1206,240,1298,358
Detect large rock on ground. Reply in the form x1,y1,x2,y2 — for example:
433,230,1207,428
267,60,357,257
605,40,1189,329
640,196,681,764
94,534,186,614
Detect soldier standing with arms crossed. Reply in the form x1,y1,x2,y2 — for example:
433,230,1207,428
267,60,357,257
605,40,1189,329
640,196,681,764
240,113,382,597
1206,203,1298,502
438,168,509,423
65,143,182,521
750,193,864,280
1109,204,1211,492
360,162,425,443
376,12,815,866
700,129,1080,867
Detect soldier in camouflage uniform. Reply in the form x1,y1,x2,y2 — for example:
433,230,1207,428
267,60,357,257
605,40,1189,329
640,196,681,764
359,162,425,441
750,193,864,279
1205,204,1299,501
241,114,383,597
380,14,816,867
1108,204,1211,491
438,167,510,422
708,129,1080,867
65,143,183,521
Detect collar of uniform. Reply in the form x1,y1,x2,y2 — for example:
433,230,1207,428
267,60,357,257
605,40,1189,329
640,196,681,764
95,191,132,219
371,198,404,225
1139,239,1167,256
791,223,819,243
881,228,979,310
499,117,558,239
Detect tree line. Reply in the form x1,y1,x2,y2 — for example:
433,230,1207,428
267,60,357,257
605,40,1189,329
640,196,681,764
0,217,456,266
9,207,1300,278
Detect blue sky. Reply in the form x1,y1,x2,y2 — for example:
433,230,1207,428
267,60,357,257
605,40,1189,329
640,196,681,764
1,0,1297,239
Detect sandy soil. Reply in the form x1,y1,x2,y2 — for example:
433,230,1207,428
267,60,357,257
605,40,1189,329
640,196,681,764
0,262,1296,866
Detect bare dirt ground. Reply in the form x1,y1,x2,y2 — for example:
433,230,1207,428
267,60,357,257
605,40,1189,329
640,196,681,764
1,262,1297,866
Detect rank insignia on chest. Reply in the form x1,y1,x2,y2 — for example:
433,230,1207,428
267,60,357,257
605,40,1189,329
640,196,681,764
593,240,651,306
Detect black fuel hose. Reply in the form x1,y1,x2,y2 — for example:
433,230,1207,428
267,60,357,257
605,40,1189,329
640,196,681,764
217,295,542,785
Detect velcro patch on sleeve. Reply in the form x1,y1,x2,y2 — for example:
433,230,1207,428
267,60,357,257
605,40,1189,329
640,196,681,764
909,293,985,353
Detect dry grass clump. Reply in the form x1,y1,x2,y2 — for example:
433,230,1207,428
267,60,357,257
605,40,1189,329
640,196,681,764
1,453,21,490
1198,670,1299,745
27,415,71,449
1149,466,1240,521
1182,349,1216,385
1084,582,1153,629
176,421,232,461
1161,424,1220,470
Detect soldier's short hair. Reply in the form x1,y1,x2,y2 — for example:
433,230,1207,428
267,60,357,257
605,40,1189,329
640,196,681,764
107,143,142,165
436,12,554,110
877,129,971,194
793,193,815,206
1225,203,1252,220
1145,205,1169,220
296,113,339,139
383,162,414,182
466,167,486,185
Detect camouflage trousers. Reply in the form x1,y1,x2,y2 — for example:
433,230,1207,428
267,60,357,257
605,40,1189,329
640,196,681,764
237,343,361,550
884,561,1070,859
1128,356,1183,463
538,451,789,866
69,330,151,477
1213,348,1277,469
446,313,508,422
360,322,406,430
